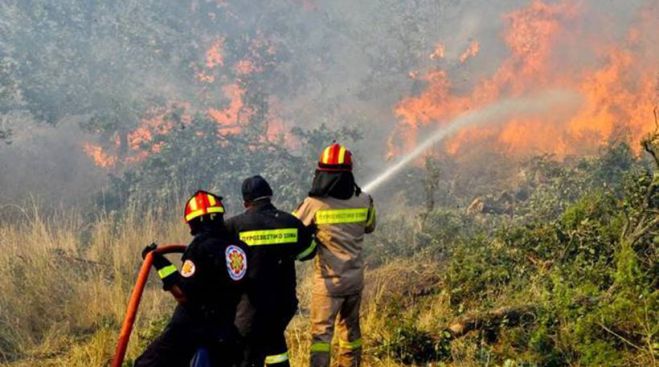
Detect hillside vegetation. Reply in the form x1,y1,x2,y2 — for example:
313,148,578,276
0,138,656,367
1,1,657,366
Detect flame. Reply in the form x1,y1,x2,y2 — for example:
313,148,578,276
83,103,191,167
82,143,117,169
430,43,445,60
208,83,253,135
234,59,260,75
391,0,658,158
459,40,480,64
123,110,179,164
84,24,296,171
206,38,225,69
84,26,292,170
197,72,215,83
196,37,227,83
264,97,291,143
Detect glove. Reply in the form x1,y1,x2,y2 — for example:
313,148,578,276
141,243,158,259
141,243,178,290
141,243,171,268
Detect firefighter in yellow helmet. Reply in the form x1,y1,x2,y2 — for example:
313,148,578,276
293,143,376,367
135,191,249,367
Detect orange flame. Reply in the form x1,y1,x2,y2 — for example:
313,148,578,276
234,59,261,75
459,40,480,64
83,103,191,167
208,83,253,135
84,28,294,170
206,38,225,69
82,143,118,169
430,43,445,60
392,0,658,158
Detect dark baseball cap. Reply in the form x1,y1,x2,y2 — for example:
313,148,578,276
241,175,273,202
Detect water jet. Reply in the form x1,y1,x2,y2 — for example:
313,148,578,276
363,90,580,193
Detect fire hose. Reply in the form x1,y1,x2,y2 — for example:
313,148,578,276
111,244,187,367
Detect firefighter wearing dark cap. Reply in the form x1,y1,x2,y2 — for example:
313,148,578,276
225,176,316,367
135,191,249,367
293,144,376,367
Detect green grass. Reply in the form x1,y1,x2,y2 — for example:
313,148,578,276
1,171,656,367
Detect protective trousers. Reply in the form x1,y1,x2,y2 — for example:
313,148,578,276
135,309,241,367
310,293,362,367
241,307,295,367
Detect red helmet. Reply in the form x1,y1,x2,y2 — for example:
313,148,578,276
318,143,352,172
184,190,225,222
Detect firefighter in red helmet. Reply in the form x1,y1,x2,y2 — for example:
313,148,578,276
135,191,249,367
293,144,376,367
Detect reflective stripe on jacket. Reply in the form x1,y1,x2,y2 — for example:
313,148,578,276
225,201,314,329
294,193,376,296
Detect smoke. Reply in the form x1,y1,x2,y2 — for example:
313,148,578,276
0,0,656,206
363,89,583,193
0,118,105,208
385,0,657,160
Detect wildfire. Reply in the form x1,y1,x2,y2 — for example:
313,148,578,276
392,0,658,158
83,27,289,169
82,103,192,169
430,43,445,60
208,83,252,135
206,38,225,69
82,143,117,169
235,59,260,75
264,97,292,143
459,40,480,64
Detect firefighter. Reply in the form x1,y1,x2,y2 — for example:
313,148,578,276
135,190,249,367
225,175,316,367
293,143,376,367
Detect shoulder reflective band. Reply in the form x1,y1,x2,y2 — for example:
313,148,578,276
157,264,178,279
239,228,298,246
265,352,289,364
315,208,369,225
339,338,363,350
296,240,317,260
366,207,376,227
310,342,330,353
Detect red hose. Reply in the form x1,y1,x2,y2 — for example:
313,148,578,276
111,244,187,367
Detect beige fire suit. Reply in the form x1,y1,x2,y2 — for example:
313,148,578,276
294,193,376,367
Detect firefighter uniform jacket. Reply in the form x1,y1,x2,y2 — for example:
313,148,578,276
225,202,315,319
135,230,249,366
174,231,249,324
293,193,376,297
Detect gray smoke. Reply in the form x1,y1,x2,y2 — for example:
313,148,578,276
0,0,655,207
363,90,583,193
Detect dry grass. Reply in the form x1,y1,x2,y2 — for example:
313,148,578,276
286,261,427,367
0,205,186,366
0,207,467,367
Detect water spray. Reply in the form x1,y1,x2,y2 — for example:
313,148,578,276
362,90,580,193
